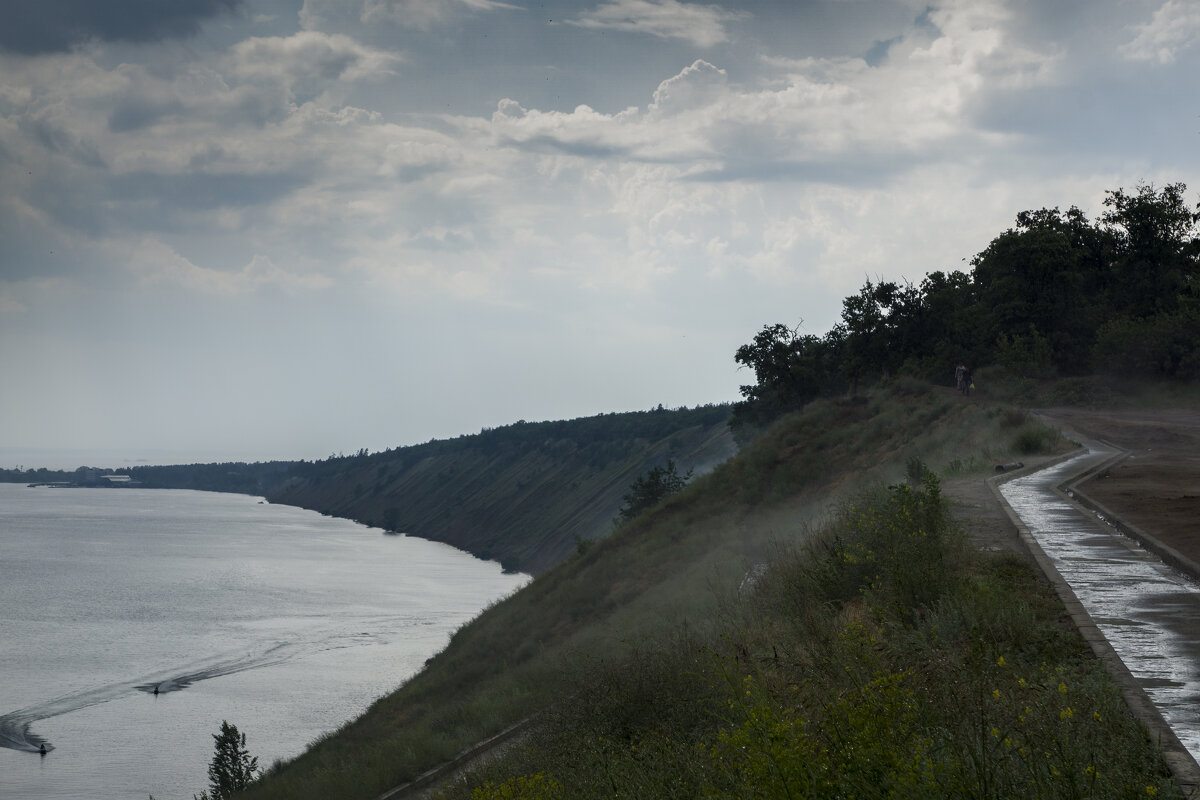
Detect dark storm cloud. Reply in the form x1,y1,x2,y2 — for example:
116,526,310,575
1,0,243,55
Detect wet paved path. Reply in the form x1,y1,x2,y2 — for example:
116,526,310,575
1000,445,1200,785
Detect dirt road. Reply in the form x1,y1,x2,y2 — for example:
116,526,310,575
1039,407,1200,573
940,405,1200,574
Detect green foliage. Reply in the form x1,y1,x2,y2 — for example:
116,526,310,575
730,181,1200,433
615,460,692,525
1093,309,1200,379
195,721,258,800
995,324,1057,378
466,773,562,800
1012,421,1063,455
732,323,842,438
434,472,1180,800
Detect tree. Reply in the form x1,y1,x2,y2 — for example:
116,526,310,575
195,721,259,800
731,323,840,432
615,460,692,525
1101,182,1200,318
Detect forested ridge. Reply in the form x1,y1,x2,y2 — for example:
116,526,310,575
0,405,733,574
731,182,1200,435
265,405,734,573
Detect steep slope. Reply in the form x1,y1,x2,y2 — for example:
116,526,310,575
243,384,1073,800
267,406,735,574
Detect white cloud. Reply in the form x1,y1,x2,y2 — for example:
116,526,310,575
649,59,727,113
1119,0,1200,63
360,0,520,29
230,31,403,95
300,0,519,31
127,241,332,294
567,0,745,47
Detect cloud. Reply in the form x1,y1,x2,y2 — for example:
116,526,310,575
567,0,745,47
300,0,519,32
0,0,241,55
230,31,403,100
649,59,727,113
360,0,521,29
128,241,332,294
1119,0,1200,63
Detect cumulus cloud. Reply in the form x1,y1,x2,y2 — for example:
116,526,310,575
567,0,745,47
0,0,1157,320
649,59,727,113
0,0,241,55
1119,0,1200,63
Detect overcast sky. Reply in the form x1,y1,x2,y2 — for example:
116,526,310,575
2,0,1198,467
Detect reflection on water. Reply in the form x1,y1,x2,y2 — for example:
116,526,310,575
1001,453,1200,759
0,484,527,800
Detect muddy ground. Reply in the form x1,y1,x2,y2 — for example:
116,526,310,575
944,406,1200,569
1040,407,1200,569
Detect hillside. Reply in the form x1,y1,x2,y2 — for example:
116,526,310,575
237,382,1184,800
124,405,735,575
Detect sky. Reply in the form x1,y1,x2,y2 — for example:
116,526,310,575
2,0,1199,467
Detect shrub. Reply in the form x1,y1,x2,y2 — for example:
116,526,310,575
1012,421,1061,454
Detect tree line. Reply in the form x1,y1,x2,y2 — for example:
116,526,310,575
732,182,1200,434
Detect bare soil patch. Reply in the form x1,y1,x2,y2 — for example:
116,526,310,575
1039,407,1200,570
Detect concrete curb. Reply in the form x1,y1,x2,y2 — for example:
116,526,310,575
1061,463,1200,584
989,444,1200,797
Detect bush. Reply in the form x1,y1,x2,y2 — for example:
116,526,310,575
614,460,692,525
433,473,1182,800
1012,421,1061,454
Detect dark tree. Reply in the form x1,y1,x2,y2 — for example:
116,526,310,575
1101,182,1200,318
732,323,840,431
615,460,692,525
195,721,258,800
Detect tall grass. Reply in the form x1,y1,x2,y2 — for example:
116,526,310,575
435,470,1180,800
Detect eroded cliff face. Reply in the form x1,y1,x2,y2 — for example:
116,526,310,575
268,407,736,575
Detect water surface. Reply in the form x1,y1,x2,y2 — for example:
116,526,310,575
0,484,526,799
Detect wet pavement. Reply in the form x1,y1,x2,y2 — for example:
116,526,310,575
1000,447,1200,767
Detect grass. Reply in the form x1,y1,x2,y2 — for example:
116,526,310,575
241,384,1146,800
435,471,1180,799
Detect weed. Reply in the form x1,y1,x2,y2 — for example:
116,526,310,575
1012,421,1063,454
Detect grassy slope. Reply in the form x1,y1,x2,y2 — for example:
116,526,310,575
241,382,1101,800
267,408,736,575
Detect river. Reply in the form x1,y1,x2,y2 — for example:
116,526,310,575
0,483,527,799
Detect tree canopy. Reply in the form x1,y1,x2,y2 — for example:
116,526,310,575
731,182,1200,433
615,460,693,525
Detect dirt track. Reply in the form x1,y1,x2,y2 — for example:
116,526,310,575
1039,407,1200,571
940,406,1200,571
